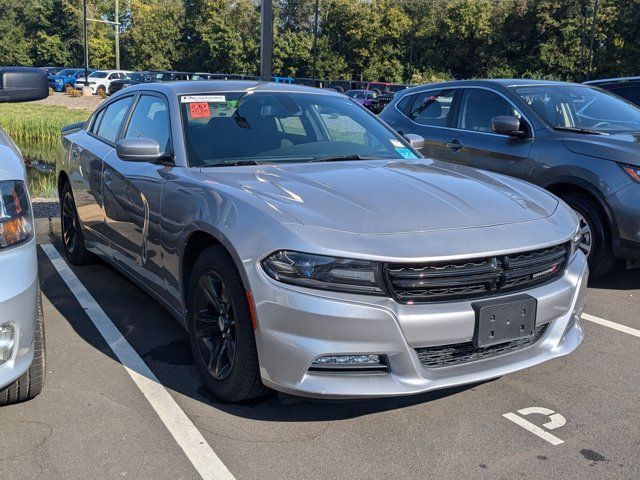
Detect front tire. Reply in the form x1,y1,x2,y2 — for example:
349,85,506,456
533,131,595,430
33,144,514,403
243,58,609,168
60,182,95,265
187,246,267,402
0,291,46,405
561,192,616,279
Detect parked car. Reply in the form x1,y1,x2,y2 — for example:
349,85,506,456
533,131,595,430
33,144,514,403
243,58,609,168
271,76,295,84
356,81,393,95
47,68,89,92
326,80,357,93
380,79,640,278
108,71,158,95
76,70,131,95
39,66,64,76
583,77,640,107
0,67,48,405
345,89,381,113
57,80,586,402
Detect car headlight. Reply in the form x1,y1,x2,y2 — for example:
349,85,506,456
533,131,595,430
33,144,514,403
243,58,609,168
619,163,640,183
569,223,582,258
0,180,33,248
261,250,385,295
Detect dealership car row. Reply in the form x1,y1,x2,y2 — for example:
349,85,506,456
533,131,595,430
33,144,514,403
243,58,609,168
0,65,638,406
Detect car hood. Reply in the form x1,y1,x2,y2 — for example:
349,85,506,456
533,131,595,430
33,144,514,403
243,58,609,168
200,159,558,235
562,132,640,166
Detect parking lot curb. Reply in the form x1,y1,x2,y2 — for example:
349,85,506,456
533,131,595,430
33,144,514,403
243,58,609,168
35,217,61,244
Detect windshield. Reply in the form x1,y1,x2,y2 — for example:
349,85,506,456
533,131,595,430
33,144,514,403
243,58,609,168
180,92,417,166
56,69,74,77
89,71,108,79
514,85,640,134
346,91,367,99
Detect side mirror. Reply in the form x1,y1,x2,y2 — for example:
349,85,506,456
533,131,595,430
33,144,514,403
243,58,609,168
0,67,49,103
116,138,163,162
403,133,425,150
492,115,527,138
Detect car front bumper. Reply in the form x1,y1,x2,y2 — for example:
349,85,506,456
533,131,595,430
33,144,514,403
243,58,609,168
252,251,588,399
0,238,39,390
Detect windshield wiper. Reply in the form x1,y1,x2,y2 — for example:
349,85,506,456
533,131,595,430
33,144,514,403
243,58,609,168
309,154,374,163
209,159,259,167
553,126,606,135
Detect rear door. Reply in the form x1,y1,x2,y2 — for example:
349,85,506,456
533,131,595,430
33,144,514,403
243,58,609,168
101,92,171,293
69,95,135,252
442,87,533,178
387,88,458,159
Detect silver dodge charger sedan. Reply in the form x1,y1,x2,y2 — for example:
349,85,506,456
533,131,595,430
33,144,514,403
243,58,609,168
57,81,588,402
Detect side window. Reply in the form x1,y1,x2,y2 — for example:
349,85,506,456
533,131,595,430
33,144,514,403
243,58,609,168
124,95,171,154
96,96,134,143
396,94,416,115
408,89,455,127
90,109,106,134
458,89,521,133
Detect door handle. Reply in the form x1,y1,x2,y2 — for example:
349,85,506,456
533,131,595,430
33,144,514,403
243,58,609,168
103,170,113,186
445,140,463,151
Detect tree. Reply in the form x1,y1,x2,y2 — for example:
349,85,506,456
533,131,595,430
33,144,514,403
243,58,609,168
121,0,185,70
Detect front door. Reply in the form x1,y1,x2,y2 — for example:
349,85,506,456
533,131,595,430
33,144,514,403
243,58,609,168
102,93,172,292
442,88,533,178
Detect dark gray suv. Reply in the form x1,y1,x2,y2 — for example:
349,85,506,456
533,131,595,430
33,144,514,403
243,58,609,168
380,79,640,278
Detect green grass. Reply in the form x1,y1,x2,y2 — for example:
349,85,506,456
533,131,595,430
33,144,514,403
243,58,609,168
0,103,90,198
0,103,91,147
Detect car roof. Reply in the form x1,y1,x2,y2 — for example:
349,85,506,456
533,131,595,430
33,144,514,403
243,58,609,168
118,80,344,97
399,78,586,95
583,76,640,85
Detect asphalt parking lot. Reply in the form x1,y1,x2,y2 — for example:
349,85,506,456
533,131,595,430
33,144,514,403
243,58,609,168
1,239,638,480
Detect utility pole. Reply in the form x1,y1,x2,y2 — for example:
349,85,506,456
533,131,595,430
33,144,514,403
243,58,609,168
115,0,120,69
586,0,599,81
83,0,89,81
312,0,319,84
260,0,273,81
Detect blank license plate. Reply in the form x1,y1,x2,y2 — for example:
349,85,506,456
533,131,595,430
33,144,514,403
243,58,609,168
472,294,537,348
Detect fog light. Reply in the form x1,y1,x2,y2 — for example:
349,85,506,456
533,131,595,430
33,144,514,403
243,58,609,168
309,354,389,373
0,323,16,363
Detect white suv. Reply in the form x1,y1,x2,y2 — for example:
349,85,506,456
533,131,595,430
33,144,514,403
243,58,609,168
76,70,131,95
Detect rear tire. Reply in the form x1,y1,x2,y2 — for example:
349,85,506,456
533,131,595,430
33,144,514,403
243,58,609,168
187,246,268,402
560,192,616,279
0,291,46,405
60,181,95,265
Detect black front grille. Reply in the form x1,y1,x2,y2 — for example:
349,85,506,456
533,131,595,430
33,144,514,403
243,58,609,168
415,324,548,368
385,243,569,304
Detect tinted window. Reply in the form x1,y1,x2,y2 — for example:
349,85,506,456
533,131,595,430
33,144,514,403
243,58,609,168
181,92,413,166
408,89,455,127
458,89,521,133
124,95,171,154
396,94,415,115
89,71,108,79
96,96,134,143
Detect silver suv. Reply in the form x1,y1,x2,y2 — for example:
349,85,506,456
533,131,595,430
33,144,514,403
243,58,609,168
58,81,588,402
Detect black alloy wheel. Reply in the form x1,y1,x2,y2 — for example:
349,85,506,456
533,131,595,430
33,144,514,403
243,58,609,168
61,189,78,254
60,182,94,265
193,271,237,381
187,246,267,402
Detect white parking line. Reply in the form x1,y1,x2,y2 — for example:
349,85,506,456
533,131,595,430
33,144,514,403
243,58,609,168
41,244,236,480
502,412,564,446
582,313,640,338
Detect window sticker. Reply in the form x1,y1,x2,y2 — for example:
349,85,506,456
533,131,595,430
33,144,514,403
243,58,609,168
180,95,226,103
189,102,211,118
390,139,404,148
395,147,418,159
